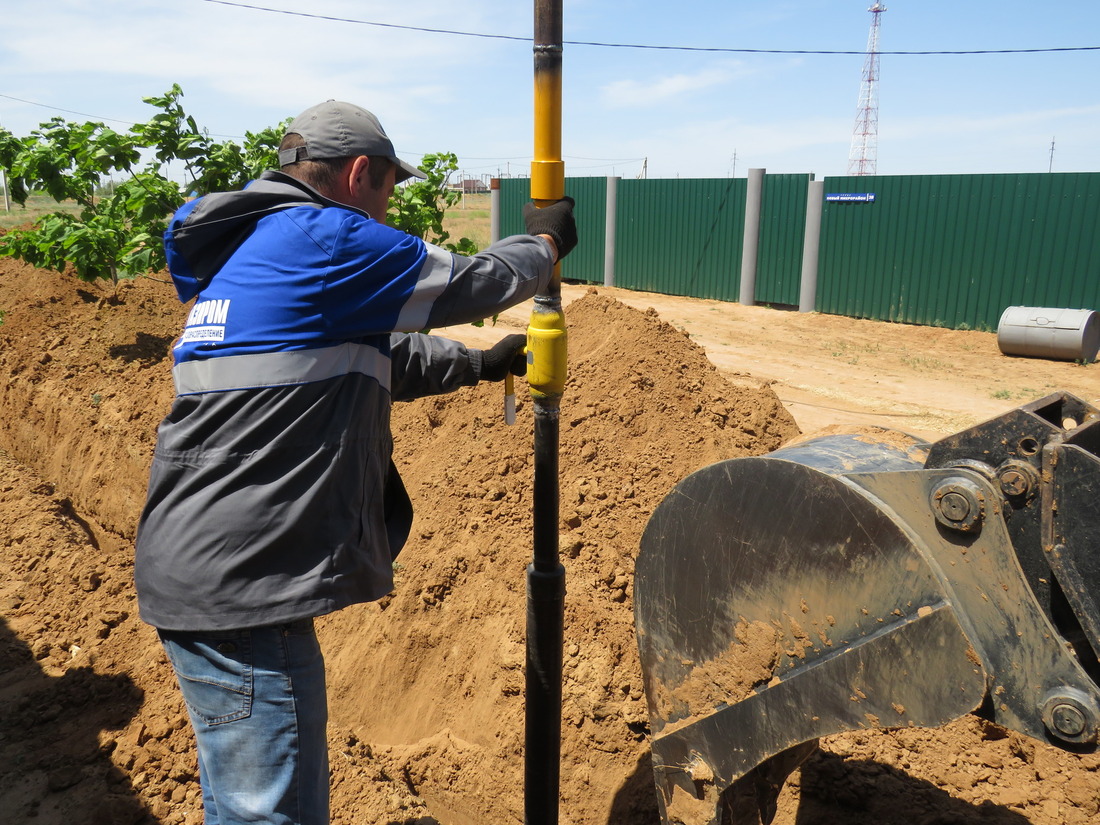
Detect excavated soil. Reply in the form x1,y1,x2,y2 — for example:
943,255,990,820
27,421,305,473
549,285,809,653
0,258,1098,825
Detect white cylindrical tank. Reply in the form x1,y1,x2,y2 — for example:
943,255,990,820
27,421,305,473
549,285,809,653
997,306,1099,362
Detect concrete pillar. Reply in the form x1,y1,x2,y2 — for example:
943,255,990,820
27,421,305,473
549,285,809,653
604,176,619,287
799,179,825,313
739,168,765,305
490,178,501,244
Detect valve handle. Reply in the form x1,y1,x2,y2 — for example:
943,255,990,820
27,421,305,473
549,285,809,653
504,373,516,425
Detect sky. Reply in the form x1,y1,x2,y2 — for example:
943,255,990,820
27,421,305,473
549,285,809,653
2,0,1098,182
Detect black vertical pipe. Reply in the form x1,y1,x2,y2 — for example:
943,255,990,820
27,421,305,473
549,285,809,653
527,2,565,824
525,408,565,825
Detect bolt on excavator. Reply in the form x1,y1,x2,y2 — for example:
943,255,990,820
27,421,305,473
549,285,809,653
635,391,1100,825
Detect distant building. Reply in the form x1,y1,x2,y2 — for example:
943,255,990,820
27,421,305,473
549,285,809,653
448,178,490,195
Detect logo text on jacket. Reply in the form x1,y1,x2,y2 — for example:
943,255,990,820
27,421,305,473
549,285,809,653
179,299,231,344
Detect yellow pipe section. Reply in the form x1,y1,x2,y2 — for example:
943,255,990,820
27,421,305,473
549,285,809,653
531,68,564,207
529,0,566,401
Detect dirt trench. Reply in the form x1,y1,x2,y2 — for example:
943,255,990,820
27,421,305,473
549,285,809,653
0,259,1098,825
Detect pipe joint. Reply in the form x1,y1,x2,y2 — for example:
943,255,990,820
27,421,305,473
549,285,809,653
527,297,567,400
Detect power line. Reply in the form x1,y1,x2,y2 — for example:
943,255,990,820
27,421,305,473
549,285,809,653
0,93,133,125
437,153,647,163
0,92,242,140
195,0,1100,56
571,44,1100,56
198,0,526,42
565,154,648,162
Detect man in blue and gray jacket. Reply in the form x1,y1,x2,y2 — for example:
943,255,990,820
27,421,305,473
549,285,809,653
134,100,577,825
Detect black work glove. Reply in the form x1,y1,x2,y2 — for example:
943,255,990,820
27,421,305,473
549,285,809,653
523,197,578,261
478,334,528,382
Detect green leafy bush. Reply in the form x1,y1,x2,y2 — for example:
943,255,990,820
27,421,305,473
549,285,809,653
0,85,285,285
390,152,478,256
0,87,476,289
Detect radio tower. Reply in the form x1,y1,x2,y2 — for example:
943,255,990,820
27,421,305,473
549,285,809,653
847,3,887,175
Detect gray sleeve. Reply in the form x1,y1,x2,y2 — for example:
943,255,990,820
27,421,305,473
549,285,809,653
389,332,483,402
393,235,555,333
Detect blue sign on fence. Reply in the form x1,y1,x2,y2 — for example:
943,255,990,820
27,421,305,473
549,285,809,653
826,193,877,203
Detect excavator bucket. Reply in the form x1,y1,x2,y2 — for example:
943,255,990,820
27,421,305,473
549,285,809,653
635,392,1100,825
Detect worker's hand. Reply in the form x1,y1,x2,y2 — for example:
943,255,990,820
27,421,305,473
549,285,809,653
523,197,577,261
478,334,528,382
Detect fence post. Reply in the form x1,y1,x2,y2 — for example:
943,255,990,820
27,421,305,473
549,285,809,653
604,176,619,287
490,178,502,244
799,179,824,313
739,168,765,305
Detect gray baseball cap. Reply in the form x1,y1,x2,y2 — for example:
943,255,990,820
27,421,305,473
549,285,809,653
279,100,426,183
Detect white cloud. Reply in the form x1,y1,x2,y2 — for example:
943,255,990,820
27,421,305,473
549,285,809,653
600,64,751,109
886,104,1100,141
1,0,517,139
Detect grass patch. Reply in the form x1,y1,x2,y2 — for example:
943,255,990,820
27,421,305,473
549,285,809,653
440,193,491,250
901,354,949,372
0,193,84,232
3,190,494,254
5,187,492,256
991,386,1040,401
828,339,881,360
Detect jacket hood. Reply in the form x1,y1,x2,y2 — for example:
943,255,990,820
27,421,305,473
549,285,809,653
164,171,357,302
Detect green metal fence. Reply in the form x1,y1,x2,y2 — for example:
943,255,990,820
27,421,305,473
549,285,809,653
614,178,746,300
500,176,747,299
817,172,1100,330
756,173,812,307
498,177,606,284
497,171,1100,331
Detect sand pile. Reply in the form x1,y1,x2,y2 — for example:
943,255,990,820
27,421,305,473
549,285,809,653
318,290,799,824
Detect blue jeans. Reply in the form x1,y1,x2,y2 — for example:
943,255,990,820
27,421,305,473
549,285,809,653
158,619,329,825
